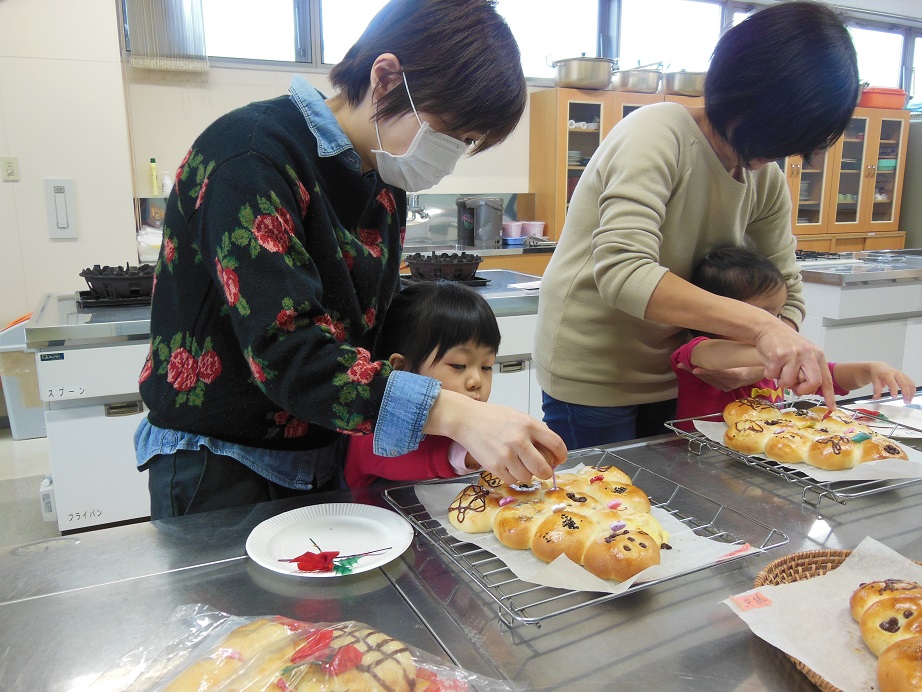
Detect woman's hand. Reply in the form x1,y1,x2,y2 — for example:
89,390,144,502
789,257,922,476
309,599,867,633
426,391,567,485
754,319,836,408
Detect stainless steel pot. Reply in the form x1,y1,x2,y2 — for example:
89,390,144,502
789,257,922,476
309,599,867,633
663,70,706,97
551,55,617,90
611,63,662,93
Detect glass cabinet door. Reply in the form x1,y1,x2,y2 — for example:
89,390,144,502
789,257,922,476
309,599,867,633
830,117,869,227
781,151,829,234
870,117,905,224
565,101,603,204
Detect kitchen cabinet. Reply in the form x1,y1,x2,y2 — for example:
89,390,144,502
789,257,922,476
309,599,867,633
529,88,702,240
529,88,613,241
794,231,905,253
780,106,909,247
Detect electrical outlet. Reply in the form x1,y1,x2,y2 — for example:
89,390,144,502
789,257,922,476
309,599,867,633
1,156,20,182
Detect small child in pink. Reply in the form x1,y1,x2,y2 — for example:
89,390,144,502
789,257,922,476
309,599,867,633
671,246,915,419
345,280,499,487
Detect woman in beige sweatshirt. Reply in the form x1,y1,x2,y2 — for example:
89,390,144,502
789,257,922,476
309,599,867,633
534,1,860,449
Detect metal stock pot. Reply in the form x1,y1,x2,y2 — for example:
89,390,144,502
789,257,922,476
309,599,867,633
551,54,617,90
663,70,707,97
611,62,662,93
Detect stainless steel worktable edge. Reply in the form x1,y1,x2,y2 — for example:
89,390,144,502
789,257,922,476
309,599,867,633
3,413,921,690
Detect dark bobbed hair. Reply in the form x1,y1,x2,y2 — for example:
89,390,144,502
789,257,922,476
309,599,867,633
691,246,786,303
377,280,501,372
329,0,527,153
705,1,859,163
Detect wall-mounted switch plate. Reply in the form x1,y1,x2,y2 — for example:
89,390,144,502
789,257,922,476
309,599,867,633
44,179,78,239
1,156,19,182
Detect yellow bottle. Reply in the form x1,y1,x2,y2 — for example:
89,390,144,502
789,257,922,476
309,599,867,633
149,158,161,196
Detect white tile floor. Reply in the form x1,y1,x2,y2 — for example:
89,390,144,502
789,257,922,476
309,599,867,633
0,426,61,546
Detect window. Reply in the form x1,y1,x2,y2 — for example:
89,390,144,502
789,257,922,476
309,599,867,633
849,25,904,87
320,0,388,65
618,0,722,71
141,0,922,100
201,0,297,62
909,36,922,112
496,0,599,79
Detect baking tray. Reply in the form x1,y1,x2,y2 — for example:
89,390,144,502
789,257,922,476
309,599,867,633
384,447,788,627
665,402,922,509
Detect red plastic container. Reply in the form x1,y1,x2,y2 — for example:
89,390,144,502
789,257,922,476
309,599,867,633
858,87,906,109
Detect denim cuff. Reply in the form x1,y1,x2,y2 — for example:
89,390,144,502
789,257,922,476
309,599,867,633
373,371,441,456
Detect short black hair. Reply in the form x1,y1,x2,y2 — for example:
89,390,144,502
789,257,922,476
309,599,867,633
377,280,501,371
329,0,527,153
691,246,786,302
705,1,859,163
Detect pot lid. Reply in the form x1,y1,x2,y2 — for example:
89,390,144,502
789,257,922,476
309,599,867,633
551,53,617,67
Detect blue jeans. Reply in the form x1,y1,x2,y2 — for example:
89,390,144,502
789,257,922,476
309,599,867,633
146,446,343,520
542,392,677,450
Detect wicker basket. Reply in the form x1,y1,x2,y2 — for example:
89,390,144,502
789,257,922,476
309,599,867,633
754,550,853,692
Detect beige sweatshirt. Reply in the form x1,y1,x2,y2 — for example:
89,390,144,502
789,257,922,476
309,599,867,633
533,102,803,407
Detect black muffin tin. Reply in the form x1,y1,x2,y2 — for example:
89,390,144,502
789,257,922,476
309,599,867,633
79,263,155,299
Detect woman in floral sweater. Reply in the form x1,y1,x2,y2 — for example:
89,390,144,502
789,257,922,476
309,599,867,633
136,0,566,519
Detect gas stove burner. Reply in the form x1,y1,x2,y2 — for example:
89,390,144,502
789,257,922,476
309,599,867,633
79,263,154,300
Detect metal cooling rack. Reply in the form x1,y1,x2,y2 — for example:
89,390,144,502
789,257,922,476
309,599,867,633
665,403,922,509
383,448,788,627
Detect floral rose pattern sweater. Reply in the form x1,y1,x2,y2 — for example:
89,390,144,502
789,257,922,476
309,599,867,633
139,95,406,450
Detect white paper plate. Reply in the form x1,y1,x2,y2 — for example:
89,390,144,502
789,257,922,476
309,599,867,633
245,503,413,578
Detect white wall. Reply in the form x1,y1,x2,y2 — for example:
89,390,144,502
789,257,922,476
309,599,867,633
127,67,532,200
0,0,136,328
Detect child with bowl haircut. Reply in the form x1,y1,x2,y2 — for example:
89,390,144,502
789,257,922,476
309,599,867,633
345,280,500,486
671,246,915,420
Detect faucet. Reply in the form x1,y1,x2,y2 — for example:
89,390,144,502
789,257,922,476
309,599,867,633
407,194,430,222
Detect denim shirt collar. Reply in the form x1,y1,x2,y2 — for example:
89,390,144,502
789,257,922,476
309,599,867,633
289,75,360,169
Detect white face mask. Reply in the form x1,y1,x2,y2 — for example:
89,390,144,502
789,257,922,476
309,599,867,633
372,75,469,192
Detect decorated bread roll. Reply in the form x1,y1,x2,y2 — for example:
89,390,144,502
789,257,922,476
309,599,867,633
778,408,822,428
574,478,652,514
542,485,601,510
763,429,813,464
723,419,790,456
529,508,598,564
860,594,922,657
581,529,661,582
723,397,778,425
448,484,501,533
878,637,922,692
807,435,861,471
576,464,633,485
852,580,922,621
590,507,669,546
478,471,544,498
861,435,910,463
165,618,301,691
165,620,418,692
492,499,550,550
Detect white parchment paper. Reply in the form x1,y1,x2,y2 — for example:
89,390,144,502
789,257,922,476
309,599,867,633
694,420,922,482
414,465,755,594
724,537,922,692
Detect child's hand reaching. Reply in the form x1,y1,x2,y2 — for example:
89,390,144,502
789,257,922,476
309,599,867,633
865,362,916,403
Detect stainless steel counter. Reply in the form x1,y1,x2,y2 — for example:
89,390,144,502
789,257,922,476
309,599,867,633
25,292,151,348
799,250,922,286
3,408,921,690
24,270,541,349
